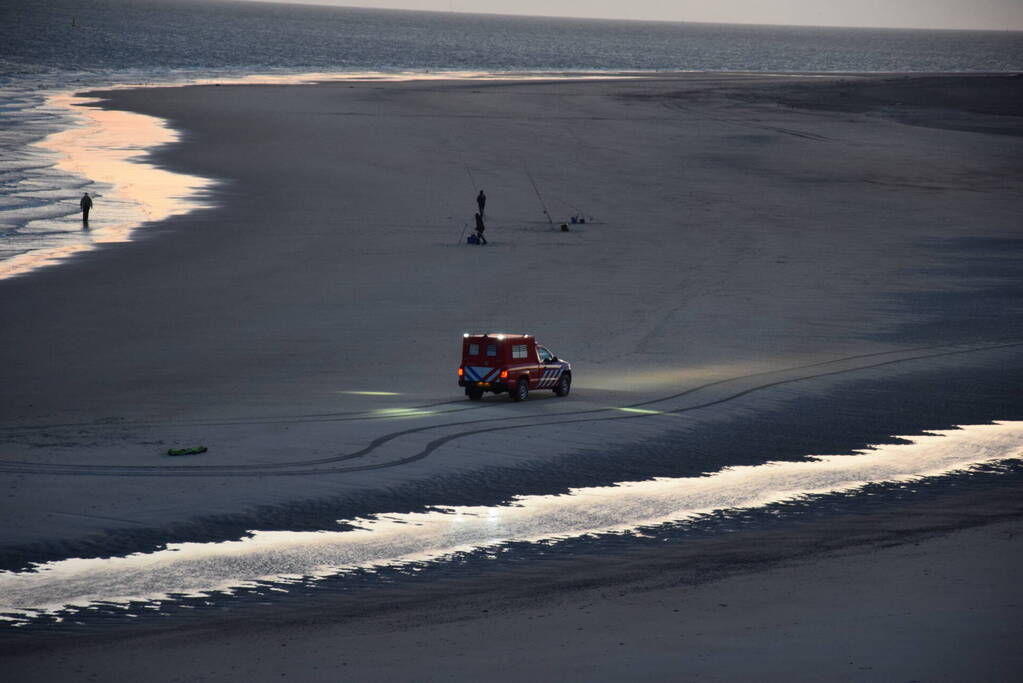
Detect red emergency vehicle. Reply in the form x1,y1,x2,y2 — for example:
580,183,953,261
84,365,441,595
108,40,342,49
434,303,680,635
458,333,571,401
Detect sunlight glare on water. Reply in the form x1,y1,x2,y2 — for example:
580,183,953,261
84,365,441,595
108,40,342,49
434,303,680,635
1,421,1020,622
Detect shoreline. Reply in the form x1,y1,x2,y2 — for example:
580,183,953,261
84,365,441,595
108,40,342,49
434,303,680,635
4,70,1019,280
4,69,1020,281
0,92,216,280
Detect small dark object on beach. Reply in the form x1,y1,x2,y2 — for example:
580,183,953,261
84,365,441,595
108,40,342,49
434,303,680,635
167,446,208,456
561,224,569,231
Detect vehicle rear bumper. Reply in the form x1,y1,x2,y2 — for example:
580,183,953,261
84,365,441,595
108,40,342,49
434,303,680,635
460,380,508,393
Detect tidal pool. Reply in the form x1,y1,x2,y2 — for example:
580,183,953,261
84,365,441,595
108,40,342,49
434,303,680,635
1,421,1020,624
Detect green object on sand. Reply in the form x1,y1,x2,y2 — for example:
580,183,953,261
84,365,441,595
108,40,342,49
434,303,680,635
167,446,208,456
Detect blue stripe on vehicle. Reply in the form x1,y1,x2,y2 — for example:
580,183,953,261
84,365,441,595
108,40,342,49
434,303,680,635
466,366,499,382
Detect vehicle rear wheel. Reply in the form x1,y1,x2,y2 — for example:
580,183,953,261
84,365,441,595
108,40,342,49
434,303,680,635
553,373,571,397
511,378,529,402
466,386,484,401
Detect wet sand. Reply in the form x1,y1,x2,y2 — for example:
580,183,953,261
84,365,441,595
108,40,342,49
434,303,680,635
0,73,1021,678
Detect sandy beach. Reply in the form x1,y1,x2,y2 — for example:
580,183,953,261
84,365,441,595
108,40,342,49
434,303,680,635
1,73,1021,678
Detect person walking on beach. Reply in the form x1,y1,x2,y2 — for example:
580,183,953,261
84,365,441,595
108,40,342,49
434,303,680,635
474,212,487,245
80,192,92,223
476,189,486,218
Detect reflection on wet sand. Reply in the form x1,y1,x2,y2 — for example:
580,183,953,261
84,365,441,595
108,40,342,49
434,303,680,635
1,422,1020,623
0,93,215,279
41,94,215,223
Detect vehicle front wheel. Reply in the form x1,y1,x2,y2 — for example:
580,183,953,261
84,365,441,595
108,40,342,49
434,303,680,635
553,373,571,397
511,378,529,402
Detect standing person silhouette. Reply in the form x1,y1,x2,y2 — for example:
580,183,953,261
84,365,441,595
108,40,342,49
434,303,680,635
80,192,92,223
474,212,487,245
476,189,486,218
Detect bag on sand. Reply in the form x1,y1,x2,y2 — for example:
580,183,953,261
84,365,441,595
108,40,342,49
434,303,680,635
467,234,478,244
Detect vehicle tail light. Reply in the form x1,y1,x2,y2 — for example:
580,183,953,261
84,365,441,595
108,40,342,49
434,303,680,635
500,370,508,379
458,367,464,377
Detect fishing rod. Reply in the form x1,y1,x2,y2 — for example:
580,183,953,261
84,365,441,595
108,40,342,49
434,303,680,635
462,157,478,193
457,151,477,244
524,166,553,225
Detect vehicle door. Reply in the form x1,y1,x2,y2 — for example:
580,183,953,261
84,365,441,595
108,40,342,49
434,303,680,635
535,345,561,389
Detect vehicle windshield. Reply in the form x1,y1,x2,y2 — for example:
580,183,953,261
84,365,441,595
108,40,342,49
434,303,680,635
537,346,553,362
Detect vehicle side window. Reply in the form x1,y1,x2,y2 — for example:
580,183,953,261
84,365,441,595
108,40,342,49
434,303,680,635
486,343,497,357
468,343,479,356
511,344,527,359
537,346,553,362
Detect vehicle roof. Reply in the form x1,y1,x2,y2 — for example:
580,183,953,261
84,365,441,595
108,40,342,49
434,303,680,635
463,333,533,341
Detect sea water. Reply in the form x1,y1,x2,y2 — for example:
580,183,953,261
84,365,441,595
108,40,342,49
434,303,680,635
2,0,1022,276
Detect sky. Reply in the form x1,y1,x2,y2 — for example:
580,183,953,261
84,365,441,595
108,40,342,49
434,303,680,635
242,1,1023,31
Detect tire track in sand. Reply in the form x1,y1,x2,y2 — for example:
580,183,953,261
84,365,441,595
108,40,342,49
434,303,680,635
1,337,1020,477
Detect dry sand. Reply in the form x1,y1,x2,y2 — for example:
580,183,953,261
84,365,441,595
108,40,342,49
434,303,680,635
0,73,1021,678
